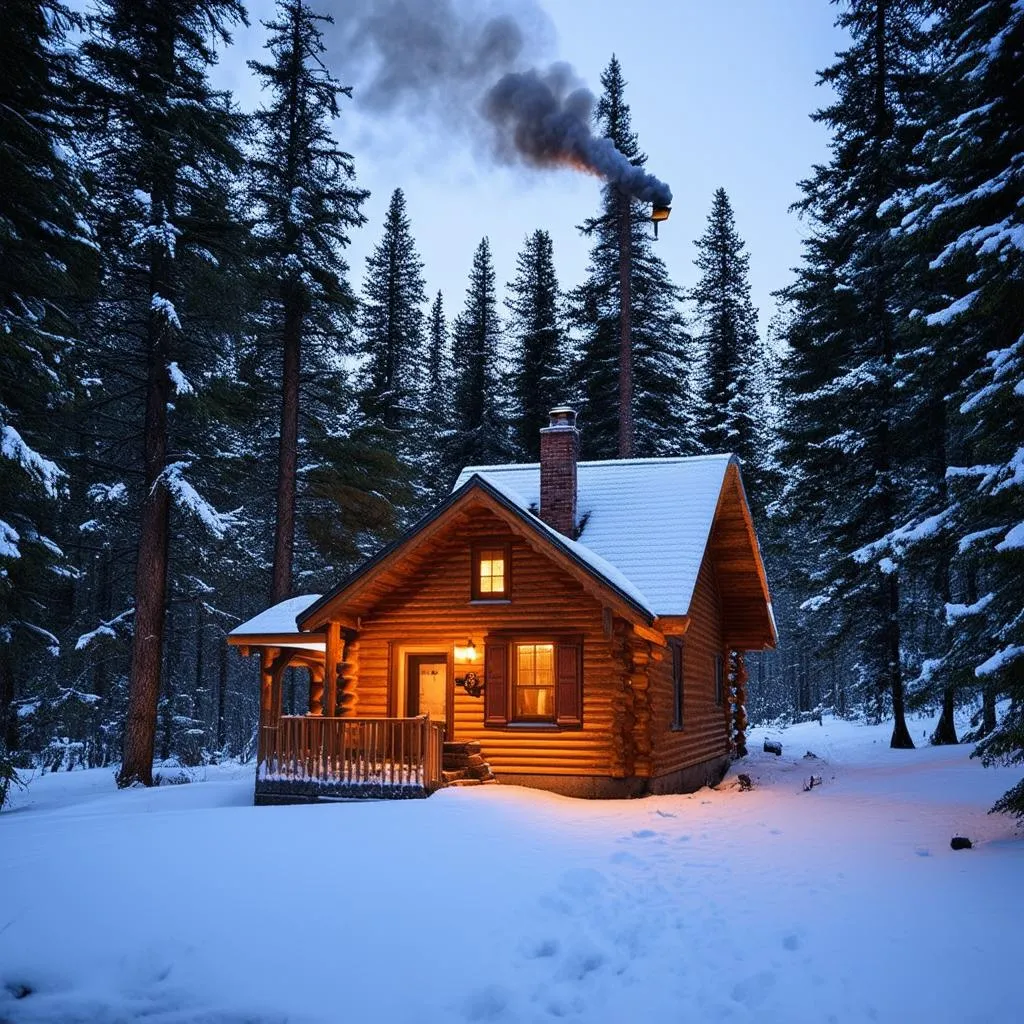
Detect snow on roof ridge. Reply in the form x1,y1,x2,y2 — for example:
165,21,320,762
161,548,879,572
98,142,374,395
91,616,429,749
460,452,734,476
479,473,654,613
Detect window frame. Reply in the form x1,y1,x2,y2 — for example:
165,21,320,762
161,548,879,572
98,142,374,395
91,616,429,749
670,638,684,731
483,632,583,730
512,641,557,723
471,539,512,602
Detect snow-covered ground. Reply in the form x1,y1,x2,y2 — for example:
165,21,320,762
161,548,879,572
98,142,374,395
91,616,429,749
1,713,1021,1023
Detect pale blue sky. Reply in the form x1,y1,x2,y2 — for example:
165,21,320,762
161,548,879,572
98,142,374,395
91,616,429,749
214,0,846,339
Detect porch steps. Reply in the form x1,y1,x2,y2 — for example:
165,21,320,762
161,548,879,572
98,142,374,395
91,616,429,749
442,740,497,786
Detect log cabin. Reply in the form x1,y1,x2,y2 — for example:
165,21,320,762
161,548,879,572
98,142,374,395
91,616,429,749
228,407,776,803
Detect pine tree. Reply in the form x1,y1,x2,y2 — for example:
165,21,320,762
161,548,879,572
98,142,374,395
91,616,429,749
358,187,426,444
570,56,696,460
897,0,1024,805
248,0,368,604
422,290,454,500
0,1,92,751
448,238,509,473
692,188,765,487
775,0,931,747
505,230,566,460
80,0,249,786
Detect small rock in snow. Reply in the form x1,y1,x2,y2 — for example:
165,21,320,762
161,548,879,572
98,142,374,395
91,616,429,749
950,836,973,850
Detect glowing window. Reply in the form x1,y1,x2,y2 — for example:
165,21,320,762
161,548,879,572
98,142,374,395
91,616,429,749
515,643,555,720
474,544,508,599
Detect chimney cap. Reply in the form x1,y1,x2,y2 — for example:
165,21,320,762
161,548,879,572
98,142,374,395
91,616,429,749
545,406,577,430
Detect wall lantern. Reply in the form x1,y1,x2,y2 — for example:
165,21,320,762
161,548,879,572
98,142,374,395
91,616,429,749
454,639,484,697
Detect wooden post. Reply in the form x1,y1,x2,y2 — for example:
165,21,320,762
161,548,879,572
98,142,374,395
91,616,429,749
618,190,633,458
324,621,341,718
734,652,749,758
308,664,324,716
338,631,357,716
723,647,735,757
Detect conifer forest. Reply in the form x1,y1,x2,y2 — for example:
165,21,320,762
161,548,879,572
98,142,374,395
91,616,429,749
1,0,1022,818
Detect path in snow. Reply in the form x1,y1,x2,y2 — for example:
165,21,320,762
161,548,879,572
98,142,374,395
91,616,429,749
0,713,1021,1023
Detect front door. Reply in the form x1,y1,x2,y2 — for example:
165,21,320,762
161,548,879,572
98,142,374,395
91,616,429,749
407,655,448,729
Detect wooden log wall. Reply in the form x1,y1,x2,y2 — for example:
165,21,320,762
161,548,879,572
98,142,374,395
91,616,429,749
350,506,623,778
648,556,730,776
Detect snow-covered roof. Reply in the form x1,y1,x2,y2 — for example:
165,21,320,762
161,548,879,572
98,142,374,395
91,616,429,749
230,595,323,639
454,455,735,617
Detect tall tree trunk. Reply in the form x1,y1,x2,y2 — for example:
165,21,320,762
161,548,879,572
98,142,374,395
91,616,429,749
0,645,16,751
216,637,227,751
617,193,633,458
981,686,997,736
119,322,172,786
932,686,958,744
888,574,914,747
271,299,302,604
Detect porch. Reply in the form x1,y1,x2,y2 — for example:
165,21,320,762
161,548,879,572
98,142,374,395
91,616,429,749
256,714,446,802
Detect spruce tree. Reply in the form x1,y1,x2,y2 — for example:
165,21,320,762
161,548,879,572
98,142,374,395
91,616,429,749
358,188,426,440
80,0,249,786
505,230,566,460
248,0,368,604
448,238,509,474
0,0,92,751
897,0,1023,804
692,188,766,488
776,0,931,747
422,291,454,500
570,56,696,459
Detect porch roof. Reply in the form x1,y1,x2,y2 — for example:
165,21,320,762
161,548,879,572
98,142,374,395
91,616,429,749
228,595,325,649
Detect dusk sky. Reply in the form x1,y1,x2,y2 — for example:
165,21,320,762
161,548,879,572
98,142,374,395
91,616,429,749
213,0,847,341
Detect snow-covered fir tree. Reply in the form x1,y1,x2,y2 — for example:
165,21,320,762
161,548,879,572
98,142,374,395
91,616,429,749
691,187,767,493
248,0,369,603
447,238,509,476
505,229,566,460
895,0,1024,807
358,188,427,441
0,0,93,754
775,0,932,747
421,290,454,502
79,0,249,785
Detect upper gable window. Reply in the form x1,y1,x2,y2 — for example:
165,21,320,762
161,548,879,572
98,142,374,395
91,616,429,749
473,543,509,600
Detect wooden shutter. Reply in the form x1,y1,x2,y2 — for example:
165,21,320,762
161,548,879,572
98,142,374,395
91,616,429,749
555,641,583,727
484,641,508,726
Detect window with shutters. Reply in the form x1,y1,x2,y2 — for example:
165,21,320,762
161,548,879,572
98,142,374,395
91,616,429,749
483,636,582,728
472,541,510,600
670,639,684,730
515,643,555,721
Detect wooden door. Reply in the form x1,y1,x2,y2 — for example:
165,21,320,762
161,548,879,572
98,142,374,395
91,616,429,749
407,655,448,730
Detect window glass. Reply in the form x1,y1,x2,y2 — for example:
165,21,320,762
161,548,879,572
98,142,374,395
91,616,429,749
515,642,555,720
478,547,506,595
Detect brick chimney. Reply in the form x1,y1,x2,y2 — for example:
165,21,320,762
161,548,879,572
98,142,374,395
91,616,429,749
539,406,579,537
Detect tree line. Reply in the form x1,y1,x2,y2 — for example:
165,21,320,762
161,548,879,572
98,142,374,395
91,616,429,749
1,0,1020,815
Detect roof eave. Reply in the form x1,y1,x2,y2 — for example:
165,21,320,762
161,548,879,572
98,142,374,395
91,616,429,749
299,474,655,631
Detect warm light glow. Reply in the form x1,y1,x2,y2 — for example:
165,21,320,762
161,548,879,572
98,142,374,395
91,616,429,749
515,643,555,718
651,205,671,223
478,548,506,594
454,639,478,665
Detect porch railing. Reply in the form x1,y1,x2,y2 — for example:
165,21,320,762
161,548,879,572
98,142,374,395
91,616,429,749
257,715,445,798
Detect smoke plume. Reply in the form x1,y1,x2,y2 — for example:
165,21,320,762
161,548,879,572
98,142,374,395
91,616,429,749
331,0,672,206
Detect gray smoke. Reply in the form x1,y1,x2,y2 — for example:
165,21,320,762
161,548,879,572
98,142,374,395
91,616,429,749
330,0,672,206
